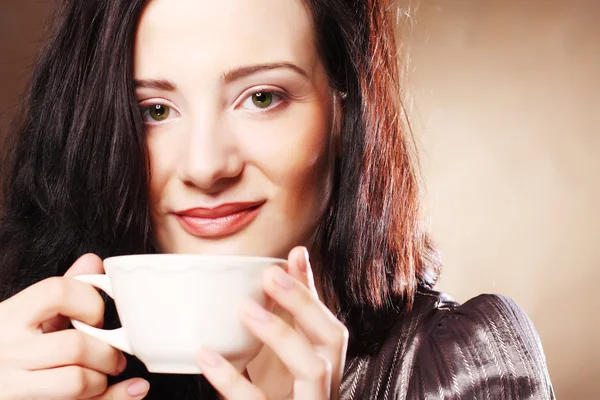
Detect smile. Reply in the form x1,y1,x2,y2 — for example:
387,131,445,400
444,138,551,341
173,201,264,238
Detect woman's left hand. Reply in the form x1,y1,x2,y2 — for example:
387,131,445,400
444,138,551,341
196,246,349,400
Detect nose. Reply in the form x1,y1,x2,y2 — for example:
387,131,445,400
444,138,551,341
176,116,243,190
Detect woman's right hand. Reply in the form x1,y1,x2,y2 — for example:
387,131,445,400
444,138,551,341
0,254,150,400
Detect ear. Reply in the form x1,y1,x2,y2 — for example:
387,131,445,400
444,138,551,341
331,91,345,157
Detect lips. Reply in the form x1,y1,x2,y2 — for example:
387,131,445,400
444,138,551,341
173,201,264,238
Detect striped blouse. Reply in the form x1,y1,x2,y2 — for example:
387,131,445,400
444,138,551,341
340,288,555,399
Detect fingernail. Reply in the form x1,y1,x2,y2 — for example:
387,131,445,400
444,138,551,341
198,348,223,367
127,379,149,398
244,299,271,322
273,268,294,290
118,353,127,373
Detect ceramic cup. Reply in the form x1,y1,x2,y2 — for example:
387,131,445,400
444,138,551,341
70,254,286,374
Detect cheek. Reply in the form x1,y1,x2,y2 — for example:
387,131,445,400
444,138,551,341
241,102,334,219
147,130,180,211
279,131,332,208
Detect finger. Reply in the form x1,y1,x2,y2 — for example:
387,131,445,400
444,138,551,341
43,253,107,333
238,299,331,397
2,329,126,376
87,378,150,400
196,348,265,400
64,253,106,278
263,265,347,347
16,366,108,399
286,246,317,294
2,275,105,331
263,264,348,398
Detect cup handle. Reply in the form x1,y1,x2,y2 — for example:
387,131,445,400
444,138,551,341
70,274,133,355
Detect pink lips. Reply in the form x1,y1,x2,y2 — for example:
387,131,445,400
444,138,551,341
174,201,264,238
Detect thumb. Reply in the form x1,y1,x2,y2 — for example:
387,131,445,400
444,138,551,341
89,378,150,400
42,253,106,333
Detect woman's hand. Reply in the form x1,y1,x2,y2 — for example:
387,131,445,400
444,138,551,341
0,254,149,400
196,246,349,400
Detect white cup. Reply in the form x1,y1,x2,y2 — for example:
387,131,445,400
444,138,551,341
70,254,286,374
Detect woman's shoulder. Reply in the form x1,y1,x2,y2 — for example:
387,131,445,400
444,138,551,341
408,289,555,400
340,288,555,400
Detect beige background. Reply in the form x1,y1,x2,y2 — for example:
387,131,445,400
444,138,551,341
401,1,600,399
1,1,599,398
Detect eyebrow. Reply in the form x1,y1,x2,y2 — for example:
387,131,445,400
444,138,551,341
134,79,176,91
134,62,309,92
222,62,309,83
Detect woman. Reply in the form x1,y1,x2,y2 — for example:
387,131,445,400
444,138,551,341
0,0,554,399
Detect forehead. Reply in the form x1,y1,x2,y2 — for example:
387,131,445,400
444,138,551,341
134,0,318,79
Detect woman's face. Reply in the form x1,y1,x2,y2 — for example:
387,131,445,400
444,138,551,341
134,0,336,258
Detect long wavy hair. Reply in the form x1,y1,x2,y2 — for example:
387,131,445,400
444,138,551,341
0,0,440,397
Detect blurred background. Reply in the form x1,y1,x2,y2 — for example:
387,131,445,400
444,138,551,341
1,1,599,398
400,1,600,398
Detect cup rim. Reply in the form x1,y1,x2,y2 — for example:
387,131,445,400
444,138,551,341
103,253,288,271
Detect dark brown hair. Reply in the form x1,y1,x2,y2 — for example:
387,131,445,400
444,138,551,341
0,0,439,397
309,0,440,351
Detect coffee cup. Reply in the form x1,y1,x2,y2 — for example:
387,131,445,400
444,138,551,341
70,254,287,374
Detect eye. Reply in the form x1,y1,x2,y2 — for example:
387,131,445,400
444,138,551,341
141,103,175,123
240,91,284,111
